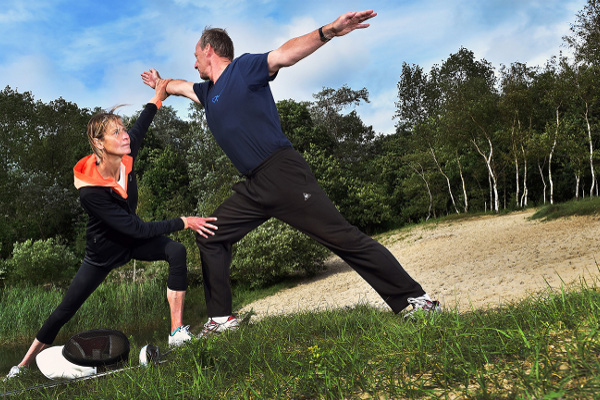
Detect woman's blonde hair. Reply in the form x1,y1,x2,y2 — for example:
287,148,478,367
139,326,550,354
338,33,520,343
86,105,126,162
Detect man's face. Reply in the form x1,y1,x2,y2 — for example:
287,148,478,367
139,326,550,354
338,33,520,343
194,42,209,81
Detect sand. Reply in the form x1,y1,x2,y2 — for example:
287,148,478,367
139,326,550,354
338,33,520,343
238,210,600,318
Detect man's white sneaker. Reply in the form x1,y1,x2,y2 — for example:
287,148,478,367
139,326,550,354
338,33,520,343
404,296,442,320
168,325,194,347
3,366,23,381
198,316,239,338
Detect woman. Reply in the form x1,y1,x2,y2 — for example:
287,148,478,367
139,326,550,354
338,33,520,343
5,78,216,380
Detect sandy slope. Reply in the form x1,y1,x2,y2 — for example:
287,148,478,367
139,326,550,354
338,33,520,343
238,210,600,318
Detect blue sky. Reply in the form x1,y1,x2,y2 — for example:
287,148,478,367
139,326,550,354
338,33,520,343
0,0,586,135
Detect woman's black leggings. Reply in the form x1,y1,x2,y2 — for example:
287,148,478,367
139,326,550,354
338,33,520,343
36,236,186,344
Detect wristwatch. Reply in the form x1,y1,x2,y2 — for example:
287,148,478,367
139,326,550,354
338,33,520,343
319,26,331,42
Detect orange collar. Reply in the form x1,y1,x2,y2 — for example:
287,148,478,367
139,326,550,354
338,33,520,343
73,154,133,199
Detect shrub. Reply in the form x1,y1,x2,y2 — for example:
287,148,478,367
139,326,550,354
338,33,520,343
3,237,79,286
231,219,330,288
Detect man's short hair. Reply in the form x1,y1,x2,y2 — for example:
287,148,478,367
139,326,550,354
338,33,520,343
200,27,234,61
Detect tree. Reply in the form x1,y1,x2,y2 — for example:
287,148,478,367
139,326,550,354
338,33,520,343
0,87,91,258
138,146,193,221
276,99,334,154
310,85,374,162
396,62,460,214
561,115,589,198
535,58,573,204
564,0,600,66
438,48,501,212
564,63,600,196
499,62,538,208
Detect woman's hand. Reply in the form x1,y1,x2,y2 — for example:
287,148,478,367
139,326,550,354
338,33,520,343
181,217,218,238
154,78,172,102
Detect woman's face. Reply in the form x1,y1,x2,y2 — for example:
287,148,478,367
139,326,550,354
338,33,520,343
99,119,130,158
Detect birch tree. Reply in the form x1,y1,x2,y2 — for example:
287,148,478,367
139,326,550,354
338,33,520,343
564,0,600,197
396,63,460,214
568,63,599,196
438,48,501,212
535,58,571,204
500,62,537,208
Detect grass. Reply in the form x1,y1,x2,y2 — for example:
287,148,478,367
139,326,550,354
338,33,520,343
531,196,600,221
0,279,179,346
0,278,303,347
3,200,600,398
2,277,600,399
377,197,600,246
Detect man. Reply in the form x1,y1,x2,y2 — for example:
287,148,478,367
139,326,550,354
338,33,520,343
141,9,440,336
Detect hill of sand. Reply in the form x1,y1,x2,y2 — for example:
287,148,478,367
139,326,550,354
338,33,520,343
239,210,600,317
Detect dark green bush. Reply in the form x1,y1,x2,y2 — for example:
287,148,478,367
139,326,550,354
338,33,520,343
2,237,79,286
231,219,330,288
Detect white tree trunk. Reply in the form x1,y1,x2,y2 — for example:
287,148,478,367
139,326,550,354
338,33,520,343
549,107,559,205
470,116,499,212
411,163,433,221
515,155,520,207
538,161,547,204
457,154,468,213
473,138,499,213
520,144,528,207
511,122,520,207
584,103,596,197
430,147,459,214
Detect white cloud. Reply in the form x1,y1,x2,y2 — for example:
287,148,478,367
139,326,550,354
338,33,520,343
0,53,89,107
0,0,589,137
0,0,48,24
361,87,399,135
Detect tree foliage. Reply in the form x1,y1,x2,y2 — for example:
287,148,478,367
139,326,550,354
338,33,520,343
1,238,79,286
2,0,600,286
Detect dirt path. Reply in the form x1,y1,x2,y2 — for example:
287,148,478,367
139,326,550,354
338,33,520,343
239,210,600,318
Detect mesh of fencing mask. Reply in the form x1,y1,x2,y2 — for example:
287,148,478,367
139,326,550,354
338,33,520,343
62,329,130,367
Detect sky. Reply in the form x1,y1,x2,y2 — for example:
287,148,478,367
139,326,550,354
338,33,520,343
0,0,587,135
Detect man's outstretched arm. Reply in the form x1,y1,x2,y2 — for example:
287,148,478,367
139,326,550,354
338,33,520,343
141,69,200,103
267,10,376,76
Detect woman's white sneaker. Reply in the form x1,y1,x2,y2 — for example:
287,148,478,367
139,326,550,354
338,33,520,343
168,325,194,347
3,365,23,381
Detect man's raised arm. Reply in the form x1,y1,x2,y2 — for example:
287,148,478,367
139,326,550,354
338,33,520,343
267,10,376,76
141,68,200,103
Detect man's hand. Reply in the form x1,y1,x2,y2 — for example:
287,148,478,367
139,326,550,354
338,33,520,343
328,10,377,38
141,68,162,89
141,69,200,103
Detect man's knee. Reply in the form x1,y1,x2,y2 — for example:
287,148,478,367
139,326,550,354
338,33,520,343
196,234,225,253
